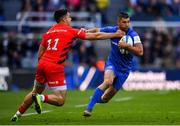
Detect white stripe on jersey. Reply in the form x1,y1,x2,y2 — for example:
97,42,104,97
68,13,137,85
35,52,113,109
77,29,82,35
133,36,141,44
112,41,118,46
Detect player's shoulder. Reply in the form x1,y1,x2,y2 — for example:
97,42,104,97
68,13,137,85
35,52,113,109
106,26,118,30
100,26,118,32
48,24,76,35
127,28,141,43
127,28,139,37
103,26,118,29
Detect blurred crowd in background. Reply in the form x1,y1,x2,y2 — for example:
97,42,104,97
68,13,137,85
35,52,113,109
0,0,180,69
124,0,180,17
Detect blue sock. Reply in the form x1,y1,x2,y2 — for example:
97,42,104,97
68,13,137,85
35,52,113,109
86,88,104,110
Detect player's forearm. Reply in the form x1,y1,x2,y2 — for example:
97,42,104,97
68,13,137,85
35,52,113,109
126,46,143,56
85,30,124,40
87,28,100,33
94,32,119,40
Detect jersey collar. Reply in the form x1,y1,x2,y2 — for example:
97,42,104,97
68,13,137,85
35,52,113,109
126,28,132,34
55,23,69,28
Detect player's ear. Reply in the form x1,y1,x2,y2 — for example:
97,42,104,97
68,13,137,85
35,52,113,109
62,16,67,23
117,19,120,26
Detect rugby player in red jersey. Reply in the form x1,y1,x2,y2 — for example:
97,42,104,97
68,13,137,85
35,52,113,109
11,9,124,121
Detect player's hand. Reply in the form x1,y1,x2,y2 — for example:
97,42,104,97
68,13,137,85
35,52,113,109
115,30,125,38
118,41,130,49
80,28,88,33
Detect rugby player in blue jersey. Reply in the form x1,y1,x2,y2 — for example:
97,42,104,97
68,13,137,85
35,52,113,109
83,12,143,117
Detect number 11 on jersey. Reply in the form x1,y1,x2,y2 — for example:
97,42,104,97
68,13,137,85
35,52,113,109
47,38,59,51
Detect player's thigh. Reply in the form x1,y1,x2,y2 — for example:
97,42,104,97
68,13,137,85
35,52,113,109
34,61,47,91
104,70,115,81
102,70,116,86
33,71,46,94
104,61,116,83
45,63,65,87
53,90,67,99
113,72,129,91
99,70,115,90
32,84,45,94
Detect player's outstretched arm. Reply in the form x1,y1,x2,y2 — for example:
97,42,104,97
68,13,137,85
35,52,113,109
87,28,100,33
84,30,125,40
118,42,143,56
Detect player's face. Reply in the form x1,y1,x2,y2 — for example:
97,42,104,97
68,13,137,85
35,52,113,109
64,12,72,26
118,18,130,31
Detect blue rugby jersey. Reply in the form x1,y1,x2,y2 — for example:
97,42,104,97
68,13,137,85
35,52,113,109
100,26,141,72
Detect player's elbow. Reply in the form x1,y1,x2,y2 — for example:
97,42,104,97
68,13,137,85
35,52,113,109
136,50,143,56
88,28,99,33
139,51,143,56
134,46,143,56
56,98,65,106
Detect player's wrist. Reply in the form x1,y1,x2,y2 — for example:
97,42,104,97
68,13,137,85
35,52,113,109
115,32,121,37
124,44,131,50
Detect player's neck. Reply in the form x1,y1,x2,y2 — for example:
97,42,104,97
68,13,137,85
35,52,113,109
119,28,128,32
58,21,69,26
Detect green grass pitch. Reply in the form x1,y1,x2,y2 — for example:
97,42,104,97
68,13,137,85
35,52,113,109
0,90,180,125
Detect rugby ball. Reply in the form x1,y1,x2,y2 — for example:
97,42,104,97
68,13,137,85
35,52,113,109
119,35,133,54
120,35,133,46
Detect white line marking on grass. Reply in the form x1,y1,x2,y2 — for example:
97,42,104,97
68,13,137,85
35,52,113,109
22,110,53,117
67,112,77,114
75,104,87,108
114,96,133,102
75,97,133,108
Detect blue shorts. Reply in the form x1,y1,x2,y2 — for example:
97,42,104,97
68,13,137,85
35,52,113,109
105,61,129,91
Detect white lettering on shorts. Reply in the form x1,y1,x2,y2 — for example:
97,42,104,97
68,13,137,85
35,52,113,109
49,81,59,84
106,66,113,69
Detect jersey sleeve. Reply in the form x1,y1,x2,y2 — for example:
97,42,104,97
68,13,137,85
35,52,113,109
74,28,86,39
131,31,142,44
100,26,117,33
133,36,141,44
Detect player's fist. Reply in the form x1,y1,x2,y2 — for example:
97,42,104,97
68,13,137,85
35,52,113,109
118,41,130,49
80,28,88,33
115,30,125,38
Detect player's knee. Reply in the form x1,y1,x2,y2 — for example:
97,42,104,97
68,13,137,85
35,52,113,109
104,79,113,86
101,97,110,103
56,101,65,106
56,98,65,106
101,95,111,103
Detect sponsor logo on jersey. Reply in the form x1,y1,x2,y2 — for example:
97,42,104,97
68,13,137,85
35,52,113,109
133,36,141,43
47,29,67,34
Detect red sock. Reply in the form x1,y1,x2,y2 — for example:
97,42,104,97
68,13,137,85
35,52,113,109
18,105,26,114
43,94,48,103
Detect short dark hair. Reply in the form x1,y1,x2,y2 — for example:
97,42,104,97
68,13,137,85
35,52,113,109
54,9,68,23
118,12,130,20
